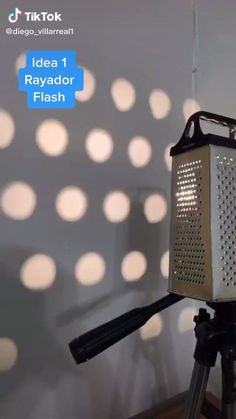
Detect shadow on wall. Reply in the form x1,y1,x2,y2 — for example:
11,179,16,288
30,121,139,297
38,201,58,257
0,184,172,419
0,244,74,416
0,244,121,419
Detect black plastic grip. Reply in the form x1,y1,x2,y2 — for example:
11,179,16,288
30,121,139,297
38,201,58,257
171,111,236,156
69,293,184,364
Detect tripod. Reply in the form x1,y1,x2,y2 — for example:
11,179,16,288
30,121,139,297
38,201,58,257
185,302,236,419
69,294,236,419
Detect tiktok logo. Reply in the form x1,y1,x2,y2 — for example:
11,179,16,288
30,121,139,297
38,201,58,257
8,7,22,23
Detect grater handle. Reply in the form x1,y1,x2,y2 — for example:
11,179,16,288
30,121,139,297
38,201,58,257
171,111,236,155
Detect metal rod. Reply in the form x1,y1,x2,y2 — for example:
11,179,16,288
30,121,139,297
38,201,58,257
69,293,184,364
185,361,210,419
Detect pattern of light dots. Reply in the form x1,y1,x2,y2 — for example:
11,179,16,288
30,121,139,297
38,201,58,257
161,251,169,278
144,194,167,223
75,67,96,102
0,338,18,371
85,129,113,163
149,89,171,119
1,60,176,323
128,136,152,168
183,98,200,122
75,253,106,285
0,109,15,148
121,251,147,281
36,119,68,156
0,182,36,220
20,254,56,290
56,187,87,222
111,78,136,111
178,307,197,333
103,191,130,222
140,314,163,340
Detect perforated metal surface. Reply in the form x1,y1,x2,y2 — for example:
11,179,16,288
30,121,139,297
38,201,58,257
169,146,212,301
170,145,236,301
172,159,206,285
216,155,236,287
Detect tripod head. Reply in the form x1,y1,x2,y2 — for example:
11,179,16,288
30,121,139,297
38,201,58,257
69,293,184,364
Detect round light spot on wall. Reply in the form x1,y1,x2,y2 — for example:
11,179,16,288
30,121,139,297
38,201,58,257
160,251,169,279
85,129,113,163
164,143,175,172
149,89,171,119
103,191,130,223
56,186,87,222
20,254,56,291
128,136,152,168
1,182,36,220
178,307,197,333
183,98,200,122
121,251,147,281
144,194,167,223
0,338,18,371
0,109,15,148
140,314,163,340
36,119,68,156
15,52,26,74
111,78,136,111
75,253,106,286
75,67,96,102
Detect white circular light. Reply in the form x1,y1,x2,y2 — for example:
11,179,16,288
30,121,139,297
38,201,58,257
0,109,15,148
178,307,197,333
15,52,26,74
128,136,152,168
20,254,56,290
1,182,36,220
36,119,68,156
144,194,167,223
56,186,87,221
121,251,147,281
111,78,136,111
0,338,18,371
140,314,163,340
75,67,96,102
149,89,171,119
103,191,130,223
85,129,113,163
164,143,174,172
160,251,169,278
183,99,200,122
75,253,106,285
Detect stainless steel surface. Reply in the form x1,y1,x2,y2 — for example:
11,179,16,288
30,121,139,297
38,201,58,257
211,145,236,301
169,144,236,302
169,145,212,300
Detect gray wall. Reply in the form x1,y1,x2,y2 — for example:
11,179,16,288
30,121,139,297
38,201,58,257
0,0,229,418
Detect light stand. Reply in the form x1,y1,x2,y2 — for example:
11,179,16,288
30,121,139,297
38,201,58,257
185,302,236,419
69,295,236,418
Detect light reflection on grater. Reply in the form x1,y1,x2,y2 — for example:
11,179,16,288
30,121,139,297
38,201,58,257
173,159,206,285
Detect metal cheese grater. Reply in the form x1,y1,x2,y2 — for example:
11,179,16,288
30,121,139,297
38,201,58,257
69,111,236,418
168,111,236,302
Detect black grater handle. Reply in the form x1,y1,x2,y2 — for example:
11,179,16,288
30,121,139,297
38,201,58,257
170,111,236,156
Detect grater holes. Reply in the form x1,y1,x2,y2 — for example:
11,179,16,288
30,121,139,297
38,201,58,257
174,159,206,285
217,155,236,286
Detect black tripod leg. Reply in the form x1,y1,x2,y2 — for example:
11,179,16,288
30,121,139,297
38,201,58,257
184,361,210,419
221,346,236,419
